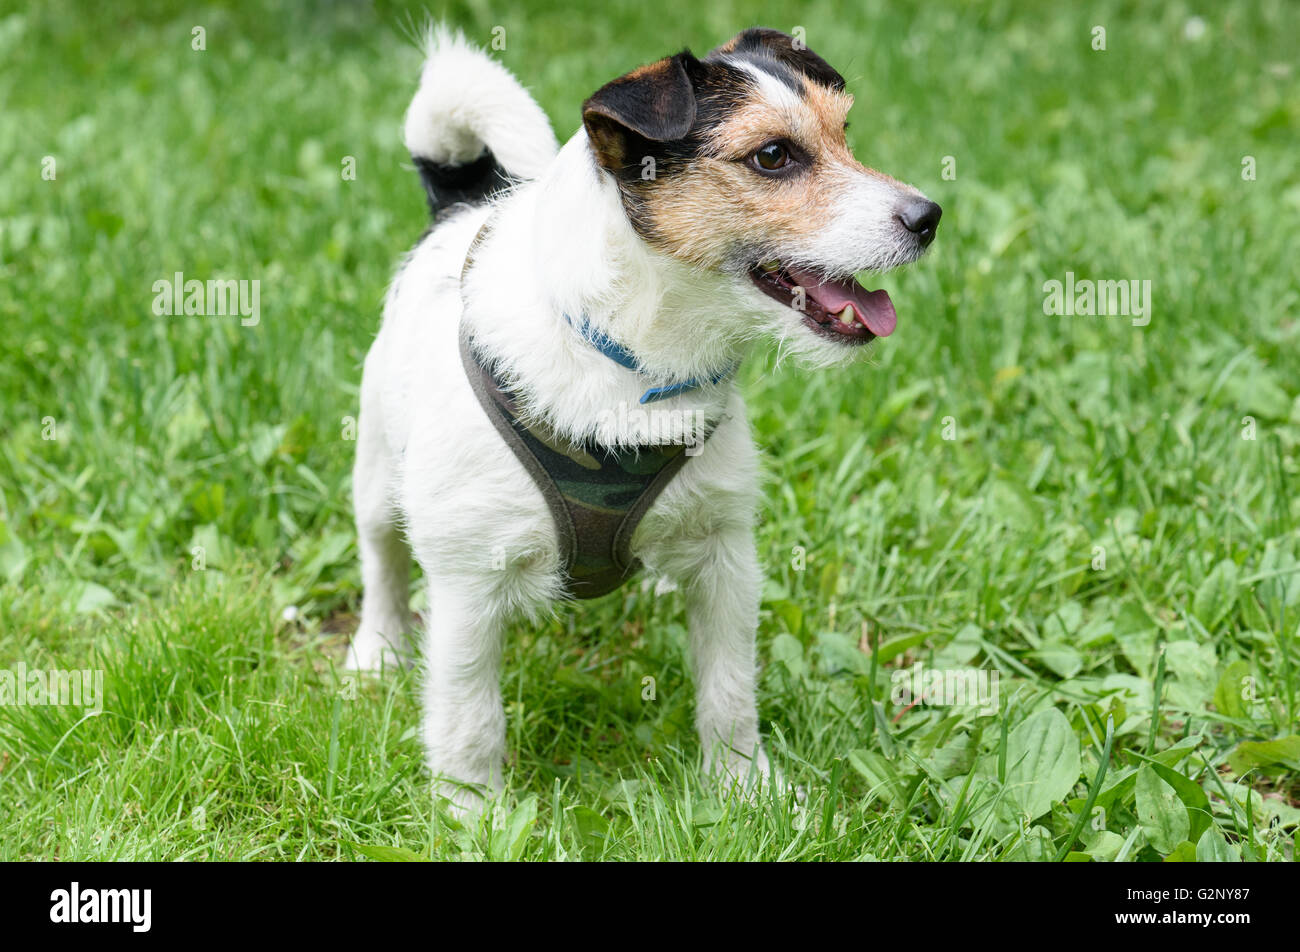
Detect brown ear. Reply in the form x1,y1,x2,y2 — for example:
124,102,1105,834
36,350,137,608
711,27,845,91
581,52,698,172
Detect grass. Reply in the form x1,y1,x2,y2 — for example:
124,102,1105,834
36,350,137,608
1,0,1298,861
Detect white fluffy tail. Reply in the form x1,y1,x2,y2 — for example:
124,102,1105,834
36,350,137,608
403,26,558,198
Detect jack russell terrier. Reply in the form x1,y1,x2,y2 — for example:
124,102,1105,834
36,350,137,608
348,26,941,814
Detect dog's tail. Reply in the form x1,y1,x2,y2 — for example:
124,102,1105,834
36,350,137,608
403,26,558,217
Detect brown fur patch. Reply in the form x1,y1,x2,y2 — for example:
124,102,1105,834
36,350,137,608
639,74,887,266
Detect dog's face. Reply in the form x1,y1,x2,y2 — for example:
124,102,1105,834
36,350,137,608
582,28,940,364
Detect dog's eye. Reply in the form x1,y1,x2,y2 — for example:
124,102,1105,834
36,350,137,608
751,141,790,172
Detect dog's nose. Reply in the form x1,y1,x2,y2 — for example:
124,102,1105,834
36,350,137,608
897,199,942,244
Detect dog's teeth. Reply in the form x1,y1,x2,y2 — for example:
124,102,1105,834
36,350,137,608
835,306,856,326
759,260,780,273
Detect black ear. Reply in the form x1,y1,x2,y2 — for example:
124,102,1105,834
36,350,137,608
582,52,699,172
711,27,845,91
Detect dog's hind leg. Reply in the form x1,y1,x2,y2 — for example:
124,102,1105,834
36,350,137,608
347,386,414,672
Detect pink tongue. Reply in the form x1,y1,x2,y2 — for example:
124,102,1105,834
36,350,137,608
785,267,897,337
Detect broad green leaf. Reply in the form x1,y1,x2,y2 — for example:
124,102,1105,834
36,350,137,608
1007,825,1053,861
688,802,724,828
818,561,839,601
1136,766,1189,854
73,581,117,614
1222,362,1291,420
1195,828,1239,863
1036,642,1084,679
1130,756,1212,844
987,478,1040,530
1002,708,1081,820
814,630,870,676
931,623,983,667
847,748,908,808
599,780,643,814
569,806,609,851
1257,543,1300,606
1212,661,1252,719
1191,559,1239,631
163,378,209,455
490,795,538,861
1100,673,1153,711
1114,601,1158,678
1226,734,1300,774
769,633,807,678
873,631,930,665
931,732,977,779
769,599,803,636
349,843,427,862
248,421,288,465
0,521,28,583
1260,795,1300,831
1043,601,1084,642
1163,639,1218,711
1082,830,1125,862
1163,840,1197,862
1085,735,1202,814
189,523,230,571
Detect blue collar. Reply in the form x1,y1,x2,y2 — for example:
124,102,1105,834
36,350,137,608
564,313,736,404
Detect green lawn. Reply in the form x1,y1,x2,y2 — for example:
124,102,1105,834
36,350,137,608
1,0,1297,861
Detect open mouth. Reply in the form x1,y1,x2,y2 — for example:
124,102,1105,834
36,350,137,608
747,260,897,345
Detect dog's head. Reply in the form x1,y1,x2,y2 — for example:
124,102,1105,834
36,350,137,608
582,28,940,364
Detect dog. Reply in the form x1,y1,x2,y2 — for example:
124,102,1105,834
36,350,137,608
348,26,940,814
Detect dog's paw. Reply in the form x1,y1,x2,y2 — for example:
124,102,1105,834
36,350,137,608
706,745,805,807
344,629,413,673
707,744,769,787
432,777,502,825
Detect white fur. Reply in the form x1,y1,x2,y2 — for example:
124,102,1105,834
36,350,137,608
404,27,558,177
351,32,931,814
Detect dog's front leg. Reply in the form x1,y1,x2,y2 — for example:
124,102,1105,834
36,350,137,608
684,527,770,788
421,582,507,816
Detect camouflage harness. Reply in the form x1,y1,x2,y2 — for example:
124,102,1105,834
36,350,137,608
458,220,721,599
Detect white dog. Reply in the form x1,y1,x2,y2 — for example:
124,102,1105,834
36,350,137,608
349,26,940,813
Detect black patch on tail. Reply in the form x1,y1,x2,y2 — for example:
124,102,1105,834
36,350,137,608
413,150,516,217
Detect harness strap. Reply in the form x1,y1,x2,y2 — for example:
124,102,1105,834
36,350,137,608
458,325,694,598
457,214,710,599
